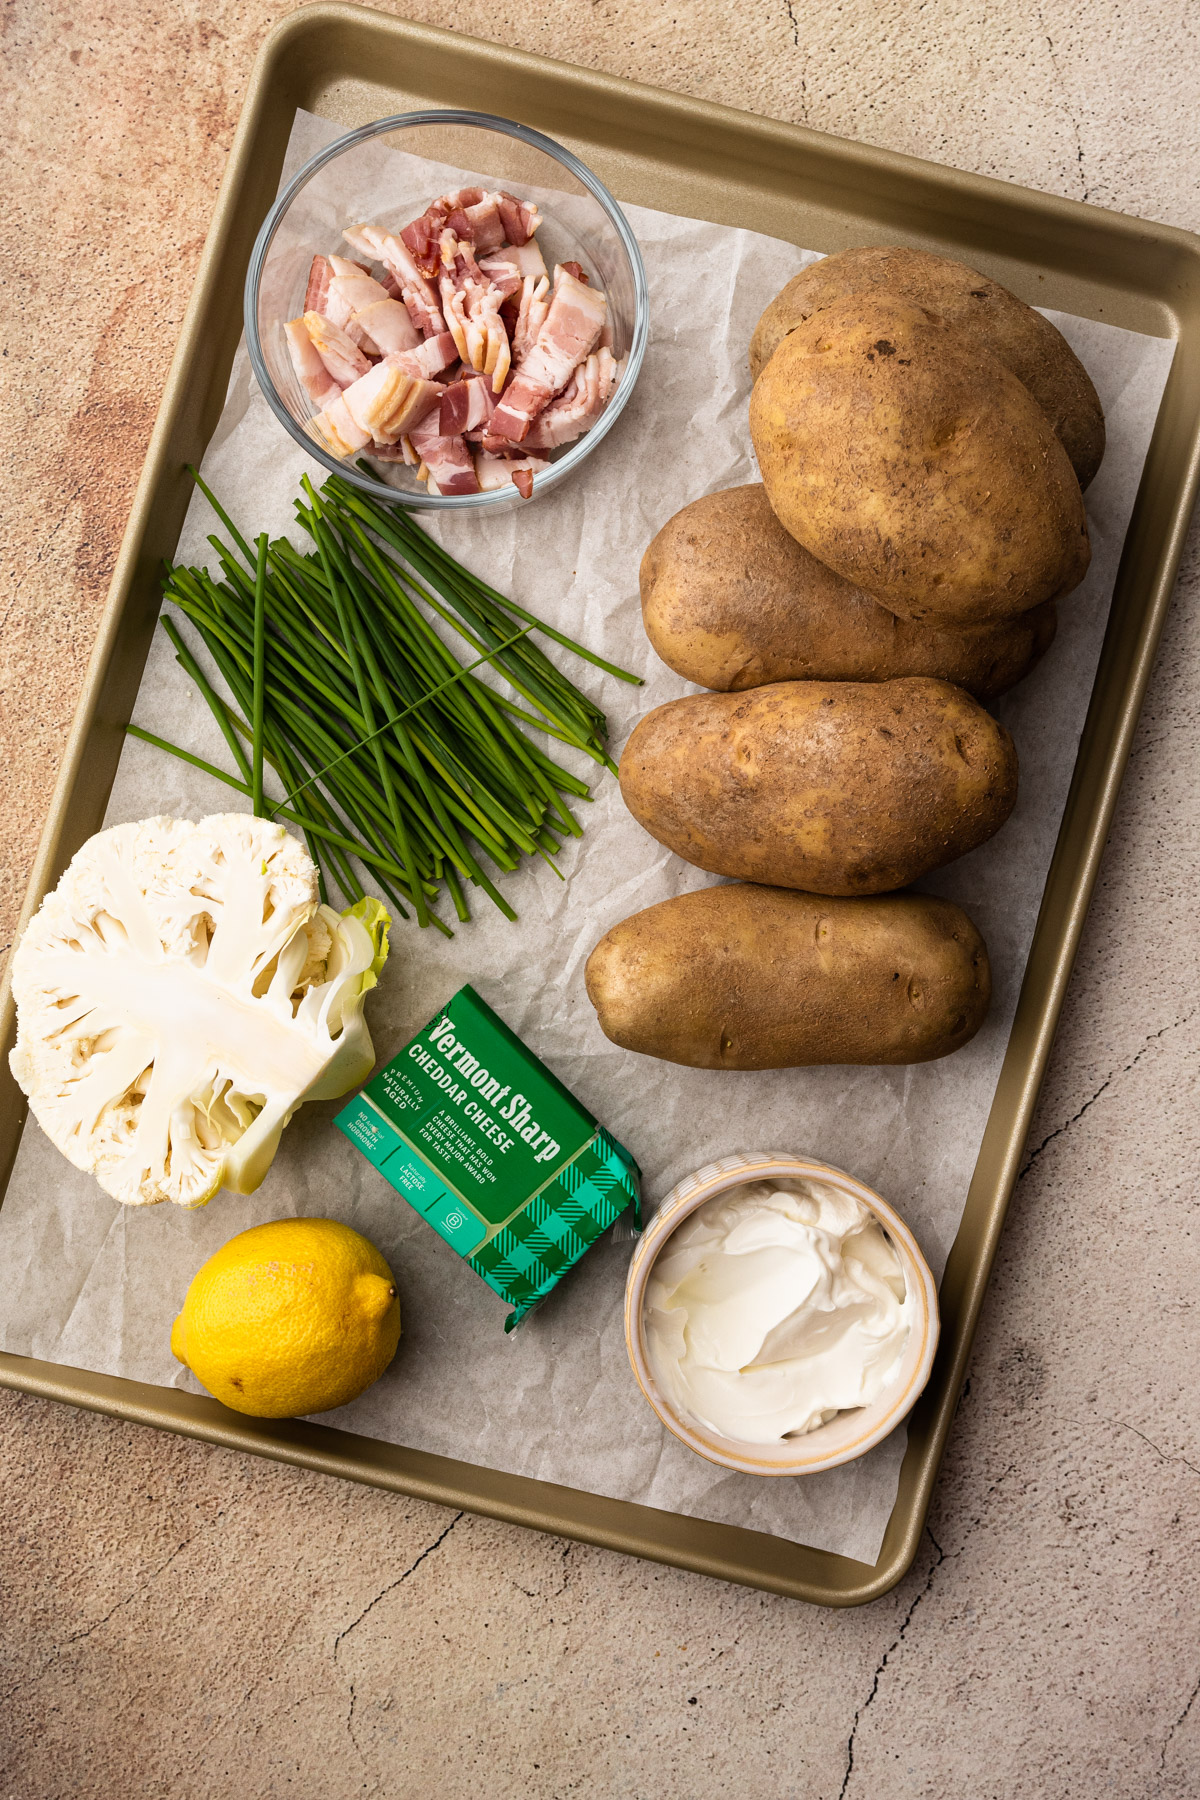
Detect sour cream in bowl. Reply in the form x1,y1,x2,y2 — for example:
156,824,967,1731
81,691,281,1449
624,1155,939,1476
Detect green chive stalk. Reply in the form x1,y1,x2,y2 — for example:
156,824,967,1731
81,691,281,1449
136,468,639,930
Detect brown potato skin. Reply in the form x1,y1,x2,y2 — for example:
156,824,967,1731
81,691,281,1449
585,883,991,1068
749,245,1105,490
749,295,1091,626
619,677,1018,896
641,484,1057,699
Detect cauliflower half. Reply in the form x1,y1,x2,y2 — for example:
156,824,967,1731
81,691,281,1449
9,814,390,1208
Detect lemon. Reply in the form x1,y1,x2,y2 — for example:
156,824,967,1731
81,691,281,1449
171,1218,401,1418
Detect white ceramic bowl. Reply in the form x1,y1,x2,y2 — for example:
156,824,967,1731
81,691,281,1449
624,1152,940,1477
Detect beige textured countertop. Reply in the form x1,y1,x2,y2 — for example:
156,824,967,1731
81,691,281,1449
3,3,1200,1794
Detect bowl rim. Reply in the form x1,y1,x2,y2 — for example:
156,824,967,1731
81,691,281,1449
243,108,650,511
624,1153,941,1478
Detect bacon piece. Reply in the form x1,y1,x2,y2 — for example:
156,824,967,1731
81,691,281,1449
304,255,334,315
437,230,487,289
474,255,523,303
307,394,372,457
400,203,454,277
436,234,513,384
401,188,534,270
439,375,498,437
391,332,460,381
339,360,443,443
401,220,442,277
303,310,371,386
511,274,551,363
440,280,512,392
457,191,510,253
409,419,481,496
401,190,494,271
320,266,422,354
343,224,446,337
284,317,344,410
489,268,607,442
329,255,373,279
560,260,588,284
496,193,541,246
324,271,391,330
352,298,420,355
499,292,522,346
473,450,550,492
488,239,547,282
523,349,619,450
366,434,422,466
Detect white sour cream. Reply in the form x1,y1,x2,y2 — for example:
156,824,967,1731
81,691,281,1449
644,1178,913,1444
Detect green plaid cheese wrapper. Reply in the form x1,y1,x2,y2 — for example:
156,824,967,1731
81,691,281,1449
336,985,641,1329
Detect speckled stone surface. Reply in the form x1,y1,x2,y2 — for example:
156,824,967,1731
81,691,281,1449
3,4,1200,1795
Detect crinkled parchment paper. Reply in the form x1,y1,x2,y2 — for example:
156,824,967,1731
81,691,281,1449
0,112,1177,1564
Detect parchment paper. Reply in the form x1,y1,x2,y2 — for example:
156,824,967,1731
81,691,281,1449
0,112,1177,1565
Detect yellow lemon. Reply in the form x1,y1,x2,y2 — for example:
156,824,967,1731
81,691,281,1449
170,1217,401,1418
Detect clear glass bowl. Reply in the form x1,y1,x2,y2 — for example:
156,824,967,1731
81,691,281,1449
244,110,649,511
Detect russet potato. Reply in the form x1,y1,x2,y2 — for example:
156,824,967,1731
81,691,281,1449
641,484,1056,699
584,883,991,1068
618,676,1018,896
749,245,1105,490
749,294,1091,626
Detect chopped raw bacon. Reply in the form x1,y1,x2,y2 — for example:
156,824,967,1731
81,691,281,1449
324,272,392,330
410,419,481,495
400,219,442,277
475,255,524,303
304,254,334,315
511,274,551,363
353,298,421,356
441,280,511,392
493,239,547,281
498,291,522,345
489,268,607,442
474,450,550,493
496,193,541,246
456,191,509,254
307,394,372,456
284,192,617,496
400,201,455,276
401,188,537,272
439,375,498,437
339,360,443,443
400,189,495,274
343,223,446,337
433,233,513,387
391,332,460,381
284,317,343,410
523,349,620,450
437,230,486,290
367,434,422,466
478,452,546,496
303,310,372,386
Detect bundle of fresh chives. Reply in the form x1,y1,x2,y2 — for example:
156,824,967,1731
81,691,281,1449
129,469,639,933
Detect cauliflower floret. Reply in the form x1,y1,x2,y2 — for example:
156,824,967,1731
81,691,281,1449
9,814,389,1208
